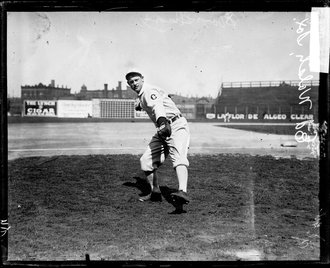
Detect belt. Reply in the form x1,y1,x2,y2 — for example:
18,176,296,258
168,114,182,124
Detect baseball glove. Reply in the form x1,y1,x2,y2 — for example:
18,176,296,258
134,98,142,111
157,117,171,140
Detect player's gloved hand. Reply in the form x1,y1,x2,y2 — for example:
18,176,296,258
157,117,171,140
134,98,142,111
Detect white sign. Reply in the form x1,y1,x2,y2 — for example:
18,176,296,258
206,113,216,119
57,100,93,118
263,114,287,120
291,114,314,120
217,113,245,120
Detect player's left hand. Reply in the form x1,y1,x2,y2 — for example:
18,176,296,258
157,117,171,140
134,98,142,111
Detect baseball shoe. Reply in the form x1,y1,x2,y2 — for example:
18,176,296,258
138,193,151,202
138,191,162,202
170,190,190,204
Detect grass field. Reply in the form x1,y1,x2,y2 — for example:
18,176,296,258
7,153,320,261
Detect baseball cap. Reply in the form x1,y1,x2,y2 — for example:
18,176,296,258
125,70,143,80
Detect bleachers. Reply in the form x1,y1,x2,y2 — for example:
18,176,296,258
215,80,319,121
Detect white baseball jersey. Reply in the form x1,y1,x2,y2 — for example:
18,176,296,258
137,83,181,124
137,83,190,171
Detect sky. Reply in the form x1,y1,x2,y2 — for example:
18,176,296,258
7,11,317,98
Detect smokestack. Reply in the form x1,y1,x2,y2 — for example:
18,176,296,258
104,84,108,98
118,81,122,90
51,80,55,87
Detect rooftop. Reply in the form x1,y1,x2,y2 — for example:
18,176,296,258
221,80,319,88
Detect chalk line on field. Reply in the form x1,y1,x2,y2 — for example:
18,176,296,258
233,249,263,260
248,174,256,239
9,147,145,152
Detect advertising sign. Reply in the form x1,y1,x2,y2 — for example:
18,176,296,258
57,100,93,118
290,114,314,120
206,113,216,119
24,100,57,116
206,113,315,122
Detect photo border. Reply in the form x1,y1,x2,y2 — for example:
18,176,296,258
1,0,329,267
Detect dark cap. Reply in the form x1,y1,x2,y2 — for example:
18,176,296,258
125,71,143,81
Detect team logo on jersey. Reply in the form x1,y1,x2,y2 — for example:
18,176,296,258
151,94,157,100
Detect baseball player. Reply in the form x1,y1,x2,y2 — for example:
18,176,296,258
126,71,191,207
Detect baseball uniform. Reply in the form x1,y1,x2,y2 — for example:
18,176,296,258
137,83,190,172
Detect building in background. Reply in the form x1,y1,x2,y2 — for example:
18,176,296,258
195,97,215,119
76,81,136,100
7,97,22,116
76,84,107,99
21,80,72,100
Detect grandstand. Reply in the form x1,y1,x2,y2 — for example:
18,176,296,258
214,80,319,122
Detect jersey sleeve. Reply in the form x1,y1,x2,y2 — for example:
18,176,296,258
144,88,167,122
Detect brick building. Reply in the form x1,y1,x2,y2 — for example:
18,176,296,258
76,81,136,100
21,80,71,100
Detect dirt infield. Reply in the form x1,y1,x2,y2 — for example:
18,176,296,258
7,153,319,261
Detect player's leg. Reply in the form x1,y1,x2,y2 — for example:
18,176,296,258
145,170,161,193
139,133,168,201
167,118,191,204
171,164,190,204
139,170,162,202
175,164,188,192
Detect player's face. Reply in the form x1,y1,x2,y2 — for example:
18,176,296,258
127,76,144,94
